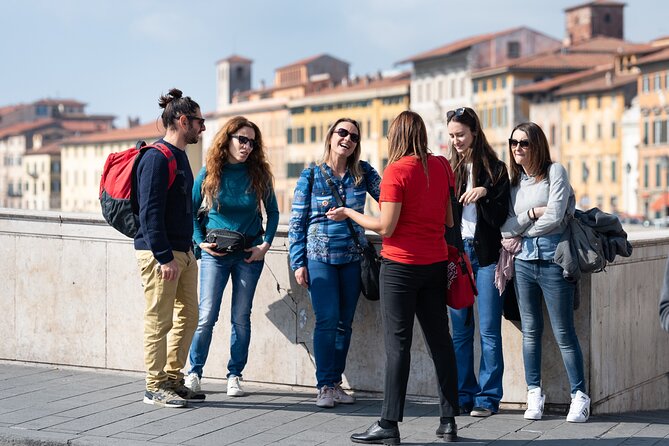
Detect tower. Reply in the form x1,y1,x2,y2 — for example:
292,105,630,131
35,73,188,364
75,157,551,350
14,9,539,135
564,0,625,46
216,55,252,110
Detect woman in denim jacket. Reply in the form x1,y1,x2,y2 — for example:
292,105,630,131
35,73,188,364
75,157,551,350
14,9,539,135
501,122,590,423
446,107,510,417
288,118,381,408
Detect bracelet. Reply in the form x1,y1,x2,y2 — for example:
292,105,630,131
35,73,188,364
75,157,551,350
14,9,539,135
531,208,537,220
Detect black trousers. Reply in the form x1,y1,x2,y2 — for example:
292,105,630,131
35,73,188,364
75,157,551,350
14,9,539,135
380,258,459,422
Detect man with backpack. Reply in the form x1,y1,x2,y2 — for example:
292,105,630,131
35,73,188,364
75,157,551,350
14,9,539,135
135,88,206,408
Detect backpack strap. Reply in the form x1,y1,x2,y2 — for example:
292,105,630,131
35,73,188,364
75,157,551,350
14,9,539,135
130,140,178,214
318,164,365,253
148,142,178,188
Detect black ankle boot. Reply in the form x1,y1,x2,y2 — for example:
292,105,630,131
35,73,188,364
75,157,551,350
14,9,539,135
351,421,400,444
436,417,458,442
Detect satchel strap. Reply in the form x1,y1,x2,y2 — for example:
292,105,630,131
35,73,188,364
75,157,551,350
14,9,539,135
318,164,364,253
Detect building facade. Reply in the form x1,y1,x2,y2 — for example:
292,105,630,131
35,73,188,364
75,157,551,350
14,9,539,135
636,47,669,220
399,27,561,152
60,122,202,213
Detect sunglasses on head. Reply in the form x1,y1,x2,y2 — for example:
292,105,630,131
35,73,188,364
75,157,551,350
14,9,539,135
446,107,472,122
231,134,258,149
186,115,205,126
508,138,530,148
333,128,360,143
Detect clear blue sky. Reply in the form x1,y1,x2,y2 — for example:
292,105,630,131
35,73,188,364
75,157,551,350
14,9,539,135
4,0,667,127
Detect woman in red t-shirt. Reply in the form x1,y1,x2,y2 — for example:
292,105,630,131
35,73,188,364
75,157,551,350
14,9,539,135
327,111,460,444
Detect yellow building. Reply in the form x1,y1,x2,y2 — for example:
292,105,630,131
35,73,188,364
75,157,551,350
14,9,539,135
471,41,617,163
283,72,410,213
556,70,637,212
636,45,669,221
211,54,409,215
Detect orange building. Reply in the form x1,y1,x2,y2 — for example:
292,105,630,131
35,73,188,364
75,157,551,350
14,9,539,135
636,46,669,220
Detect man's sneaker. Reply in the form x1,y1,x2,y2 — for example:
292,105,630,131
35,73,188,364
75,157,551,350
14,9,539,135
470,406,493,417
227,375,246,397
524,387,545,420
316,385,335,408
333,382,355,404
566,390,591,423
184,372,201,393
172,382,206,403
143,387,187,408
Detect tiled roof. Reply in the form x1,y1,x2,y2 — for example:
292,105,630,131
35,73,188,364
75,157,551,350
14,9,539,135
512,52,612,71
398,27,526,64
472,50,612,77
304,72,410,97
0,104,26,116
514,65,610,94
554,72,637,95
25,142,62,156
33,98,87,107
216,54,253,64
61,121,164,145
636,47,669,65
275,54,347,71
60,120,113,133
564,0,626,12
568,36,650,54
0,119,57,139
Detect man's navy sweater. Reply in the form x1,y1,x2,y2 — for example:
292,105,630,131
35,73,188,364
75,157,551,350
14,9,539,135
134,139,194,264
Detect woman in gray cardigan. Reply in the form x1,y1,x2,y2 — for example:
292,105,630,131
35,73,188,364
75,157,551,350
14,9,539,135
500,122,590,423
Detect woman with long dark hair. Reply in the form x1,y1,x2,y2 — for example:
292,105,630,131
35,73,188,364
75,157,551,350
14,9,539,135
328,111,460,443
184,116,279,398
446,107,509,417
501,122,589,423
289,118,381,408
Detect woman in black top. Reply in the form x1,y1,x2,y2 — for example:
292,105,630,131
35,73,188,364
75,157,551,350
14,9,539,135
446,107,510,417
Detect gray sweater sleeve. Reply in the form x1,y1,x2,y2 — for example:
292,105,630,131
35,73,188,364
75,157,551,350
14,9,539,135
526,163,572,238
501,163,573,238
660,257,669,332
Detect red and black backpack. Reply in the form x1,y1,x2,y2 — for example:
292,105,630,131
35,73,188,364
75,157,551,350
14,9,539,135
99,141,177,237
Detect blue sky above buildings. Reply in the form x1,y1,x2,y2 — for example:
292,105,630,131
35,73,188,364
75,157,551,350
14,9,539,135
4,0,668,126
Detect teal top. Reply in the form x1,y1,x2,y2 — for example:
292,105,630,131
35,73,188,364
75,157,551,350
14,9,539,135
192,163,279,248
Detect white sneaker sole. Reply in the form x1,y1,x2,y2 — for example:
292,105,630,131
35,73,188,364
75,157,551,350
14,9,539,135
524,411,543,420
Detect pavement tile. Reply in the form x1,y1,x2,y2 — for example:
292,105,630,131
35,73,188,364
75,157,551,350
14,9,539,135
1,363,669,446
0,426,78,445
13,415,75,430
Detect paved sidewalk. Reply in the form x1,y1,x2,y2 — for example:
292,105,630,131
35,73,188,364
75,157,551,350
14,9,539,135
0,362,667,445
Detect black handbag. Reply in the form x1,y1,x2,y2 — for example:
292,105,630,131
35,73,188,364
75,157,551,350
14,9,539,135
205,229,246,253
319,164,380,301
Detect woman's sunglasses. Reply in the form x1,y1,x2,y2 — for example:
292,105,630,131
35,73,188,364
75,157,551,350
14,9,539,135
508,139,530,149
231,134,258,149
446,107,472,122
333,128,360,143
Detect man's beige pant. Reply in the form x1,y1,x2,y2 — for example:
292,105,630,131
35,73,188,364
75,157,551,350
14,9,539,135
136,250,198,391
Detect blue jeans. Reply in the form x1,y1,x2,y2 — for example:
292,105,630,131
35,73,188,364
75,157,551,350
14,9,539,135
307,259,361,389
188,252,264,379
514,258,586,395
450,239,504,412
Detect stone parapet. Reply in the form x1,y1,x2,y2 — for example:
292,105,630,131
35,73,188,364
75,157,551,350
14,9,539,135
0,208,667,413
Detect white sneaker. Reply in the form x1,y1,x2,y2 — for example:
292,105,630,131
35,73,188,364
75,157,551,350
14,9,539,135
184,372,201,393
566,390,591,423
524,387,545,420
333,382,355,404
316,385,335,408
227,375,245,397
